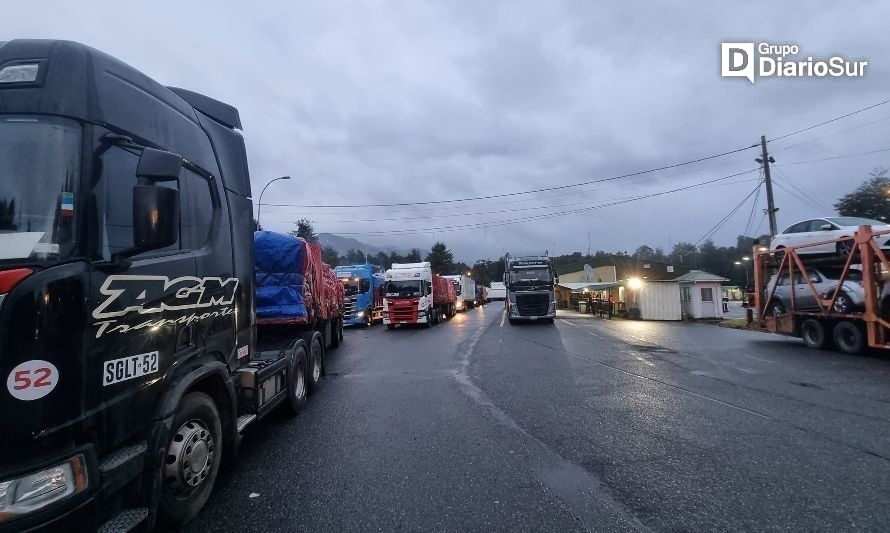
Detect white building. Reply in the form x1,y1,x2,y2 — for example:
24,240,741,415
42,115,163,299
674,270,730,319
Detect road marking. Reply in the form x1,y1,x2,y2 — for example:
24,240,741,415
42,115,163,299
499,312,505,328
739,353,776,364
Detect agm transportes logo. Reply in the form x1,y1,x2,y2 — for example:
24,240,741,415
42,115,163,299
92,275,239,338
721,42,868,83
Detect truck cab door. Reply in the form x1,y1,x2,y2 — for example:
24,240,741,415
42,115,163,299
85,142,199,450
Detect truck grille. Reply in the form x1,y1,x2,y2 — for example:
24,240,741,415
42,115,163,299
344,297,357,320
389,304,418,322
516,293,550,316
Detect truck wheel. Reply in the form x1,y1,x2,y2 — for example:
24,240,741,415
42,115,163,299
157,392,222,529
800,319,827,350
307,333,324,394
364,310,372,328
833,321,865,355
330,319,342,348
286,345,309,415
769,300,786,317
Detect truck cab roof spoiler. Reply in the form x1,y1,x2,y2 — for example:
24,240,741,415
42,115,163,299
167,86,242,130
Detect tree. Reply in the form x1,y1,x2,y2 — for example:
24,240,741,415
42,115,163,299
405,248,422,262
374,251,391,270
670,242,698,266
453,261,471,276
289,218,318,242
425,242,454,274
834,168,889,221
344,248,367,264
0,198,15,230
633,245,655,260
322,246,340,266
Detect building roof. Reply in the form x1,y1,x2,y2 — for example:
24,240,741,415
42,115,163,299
673,270,730,283
557,282,622,291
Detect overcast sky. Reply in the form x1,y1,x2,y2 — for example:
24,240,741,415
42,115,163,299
4,1,888,261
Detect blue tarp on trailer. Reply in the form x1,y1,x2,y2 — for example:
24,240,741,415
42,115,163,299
254,231,308,320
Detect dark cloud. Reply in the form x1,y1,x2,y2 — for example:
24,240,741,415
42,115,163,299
4,0,887,261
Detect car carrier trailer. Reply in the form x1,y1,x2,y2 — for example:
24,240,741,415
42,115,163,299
0,40,343,532
753,224,890,354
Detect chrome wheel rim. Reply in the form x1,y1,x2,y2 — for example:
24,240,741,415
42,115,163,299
164,419,214,497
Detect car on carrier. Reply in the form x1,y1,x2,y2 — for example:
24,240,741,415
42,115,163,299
764,267,868,315
770,217,890,257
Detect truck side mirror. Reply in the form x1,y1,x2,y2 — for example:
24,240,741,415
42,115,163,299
137,147,183,181
554,276,559,284
133,184,179,254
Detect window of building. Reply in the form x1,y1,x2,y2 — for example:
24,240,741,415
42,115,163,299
680,286,692,302
701,287,714,302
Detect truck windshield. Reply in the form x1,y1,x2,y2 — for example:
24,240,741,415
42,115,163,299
0,115,82,263
342,278,370,296
508,269,551,286
385,280,422,298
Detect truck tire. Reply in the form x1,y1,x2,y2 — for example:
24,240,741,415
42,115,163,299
330,318,343,348
306,332,324,394
833,320,865,355
800,319,827,350
364,309,372,328
157,392,222,529
286,345,309,415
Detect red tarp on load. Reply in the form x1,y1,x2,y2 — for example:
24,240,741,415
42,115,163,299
433,274,456,306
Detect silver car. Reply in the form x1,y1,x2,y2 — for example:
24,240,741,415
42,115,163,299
764,267,864,315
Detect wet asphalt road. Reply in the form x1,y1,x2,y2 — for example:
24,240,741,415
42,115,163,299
187,305,890,532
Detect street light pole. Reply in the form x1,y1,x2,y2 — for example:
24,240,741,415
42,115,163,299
256,176,291,229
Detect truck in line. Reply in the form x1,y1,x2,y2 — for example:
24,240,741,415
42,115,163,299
504,256,558,323
488,281,507,301
334,263,384,327
383,262,456,328
753,225,890,355
443,274,476,311
0,40,343,531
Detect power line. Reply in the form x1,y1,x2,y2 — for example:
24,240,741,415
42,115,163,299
772,179,825,213
694,181,764,246
742,169,763,237
779,147,890,166
264,145,759,209
771,167,833,212
769,99,890,142
331,169,760,237
264,176,761,225
779,114,890,152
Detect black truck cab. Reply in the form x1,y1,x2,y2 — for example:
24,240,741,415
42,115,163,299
0,40,259,531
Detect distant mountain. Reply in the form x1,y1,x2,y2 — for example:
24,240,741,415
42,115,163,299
317,233,416,257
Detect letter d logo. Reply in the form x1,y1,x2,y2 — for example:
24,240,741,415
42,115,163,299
721,42,755,83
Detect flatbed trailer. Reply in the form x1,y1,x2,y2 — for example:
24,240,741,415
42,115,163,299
753,224,890,354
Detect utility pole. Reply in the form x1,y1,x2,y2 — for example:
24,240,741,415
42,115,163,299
759,135,778,237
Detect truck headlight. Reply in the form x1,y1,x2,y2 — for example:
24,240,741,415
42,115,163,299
0,455,88,523
357,311,365,317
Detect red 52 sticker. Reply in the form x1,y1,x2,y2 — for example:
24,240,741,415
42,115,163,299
6,360,59,401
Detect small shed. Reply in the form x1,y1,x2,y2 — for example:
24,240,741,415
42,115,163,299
622,280,682,321
674,270,730,319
